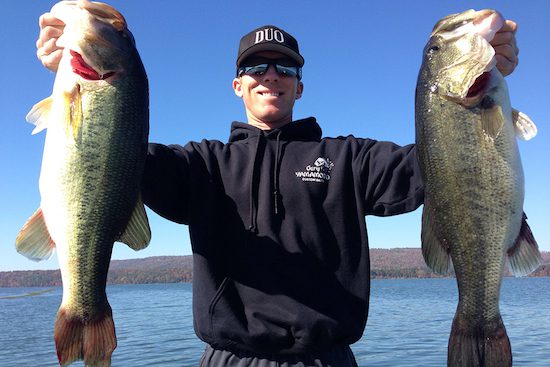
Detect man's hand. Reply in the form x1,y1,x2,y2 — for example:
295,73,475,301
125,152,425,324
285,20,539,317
36,13,65,72
491,20,519,77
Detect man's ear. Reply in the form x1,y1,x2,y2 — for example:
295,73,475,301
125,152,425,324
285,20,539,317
295,81,304,100
233,78,243,97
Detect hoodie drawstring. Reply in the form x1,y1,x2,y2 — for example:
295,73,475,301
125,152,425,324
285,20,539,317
248,133,263,233
249,130,284,232
273,131,283,215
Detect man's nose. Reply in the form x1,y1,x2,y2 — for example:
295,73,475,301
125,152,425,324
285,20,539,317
262,65,279,81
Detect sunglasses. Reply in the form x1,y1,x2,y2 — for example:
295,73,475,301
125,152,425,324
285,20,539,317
237,58,302,80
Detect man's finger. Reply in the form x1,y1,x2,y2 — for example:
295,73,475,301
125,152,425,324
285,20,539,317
499,20,517,34
494,54,518,77
491,31,516,48
36,26,64,49
38,48,63,71
39,12,65,29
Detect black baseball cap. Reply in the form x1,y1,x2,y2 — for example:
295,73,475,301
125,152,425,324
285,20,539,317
236,25,305,68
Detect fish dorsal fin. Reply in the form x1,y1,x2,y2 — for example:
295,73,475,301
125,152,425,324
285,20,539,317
480,97,505,139
507,213,542,277
16,208,56,261
421,203,452,274
26,96,53,135
512,108,537,141
117,197,151,250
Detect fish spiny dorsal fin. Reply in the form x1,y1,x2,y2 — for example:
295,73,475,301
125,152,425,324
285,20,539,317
512,108,537,141
507,213,542,277
16,208,56,261
117,197,151,251
421,203,452,274
480,96,505,140
26,96,53,135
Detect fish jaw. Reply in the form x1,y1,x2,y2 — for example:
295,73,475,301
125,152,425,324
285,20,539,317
51,0,134,81
423,9,504,104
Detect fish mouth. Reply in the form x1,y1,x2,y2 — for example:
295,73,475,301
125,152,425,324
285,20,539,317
466,71,491,98
449,71,494,107
70,50,115,80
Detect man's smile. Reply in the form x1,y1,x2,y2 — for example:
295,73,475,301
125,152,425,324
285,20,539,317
258,91,283,97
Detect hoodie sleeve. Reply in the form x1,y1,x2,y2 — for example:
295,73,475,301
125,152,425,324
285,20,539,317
359,141,424,216
142,143,190,224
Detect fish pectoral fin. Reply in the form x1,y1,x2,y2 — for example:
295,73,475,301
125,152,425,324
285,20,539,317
16,208,56,261
512,108,537,141
63,85,83,142
480,98,505,139
507,213,542,277
421,204,452,274
26,96,53,135
117,197,151,251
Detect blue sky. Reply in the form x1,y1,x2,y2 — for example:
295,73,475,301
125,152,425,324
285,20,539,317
1,0,548,271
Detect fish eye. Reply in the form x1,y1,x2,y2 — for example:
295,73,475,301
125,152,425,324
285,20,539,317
427,45,440,55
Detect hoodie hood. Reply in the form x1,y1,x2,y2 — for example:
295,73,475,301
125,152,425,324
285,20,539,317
229,117,322,143
227,117,321,232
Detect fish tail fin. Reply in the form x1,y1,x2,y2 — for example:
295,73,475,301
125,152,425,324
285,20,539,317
448,312,511,367
55,305,116,367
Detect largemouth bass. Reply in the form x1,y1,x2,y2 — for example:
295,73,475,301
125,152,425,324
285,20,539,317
16,1,150,366
415,9,541,367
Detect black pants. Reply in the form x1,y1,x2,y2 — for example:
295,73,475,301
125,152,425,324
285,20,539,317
199,345,358,367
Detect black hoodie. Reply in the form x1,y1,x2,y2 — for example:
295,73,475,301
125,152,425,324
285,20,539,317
142,117,424,356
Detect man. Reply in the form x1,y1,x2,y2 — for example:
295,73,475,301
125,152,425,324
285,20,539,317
36,11,519,367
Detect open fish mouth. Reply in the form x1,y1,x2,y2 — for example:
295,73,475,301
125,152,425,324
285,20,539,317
70,50,115,80
432,10,505,106
466,71,491,98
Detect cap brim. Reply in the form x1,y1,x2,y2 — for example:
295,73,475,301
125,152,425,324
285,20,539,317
237,43,304,67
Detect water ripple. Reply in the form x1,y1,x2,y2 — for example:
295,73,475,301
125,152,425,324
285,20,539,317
1,278,549,366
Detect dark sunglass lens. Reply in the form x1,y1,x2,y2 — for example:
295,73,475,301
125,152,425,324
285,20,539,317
239,63,301,79
275,65,299,78
244,64,269,76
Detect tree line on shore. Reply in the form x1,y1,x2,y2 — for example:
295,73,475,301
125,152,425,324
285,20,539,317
1,250,548,287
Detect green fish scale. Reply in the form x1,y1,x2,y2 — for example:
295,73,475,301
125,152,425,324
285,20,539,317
416,80,523,324
60,71,148,321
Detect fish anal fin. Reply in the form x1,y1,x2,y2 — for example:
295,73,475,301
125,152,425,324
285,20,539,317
26,96,53,135
117,197,151,251
16,208,56,261
507,213,542,276
421,203,452,274
55,305,116,367
480,97,505,139
512,108,537,141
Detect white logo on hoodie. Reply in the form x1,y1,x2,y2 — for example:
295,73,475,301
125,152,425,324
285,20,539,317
295,157,334,183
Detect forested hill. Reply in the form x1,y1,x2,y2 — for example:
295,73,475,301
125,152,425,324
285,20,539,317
1,249,549,287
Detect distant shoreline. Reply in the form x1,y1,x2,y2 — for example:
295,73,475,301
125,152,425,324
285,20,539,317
1,249,548,288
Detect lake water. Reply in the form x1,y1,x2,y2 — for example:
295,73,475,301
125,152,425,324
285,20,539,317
1,277,549,366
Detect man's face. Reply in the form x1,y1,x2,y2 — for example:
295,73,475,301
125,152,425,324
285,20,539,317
233,51,303,130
